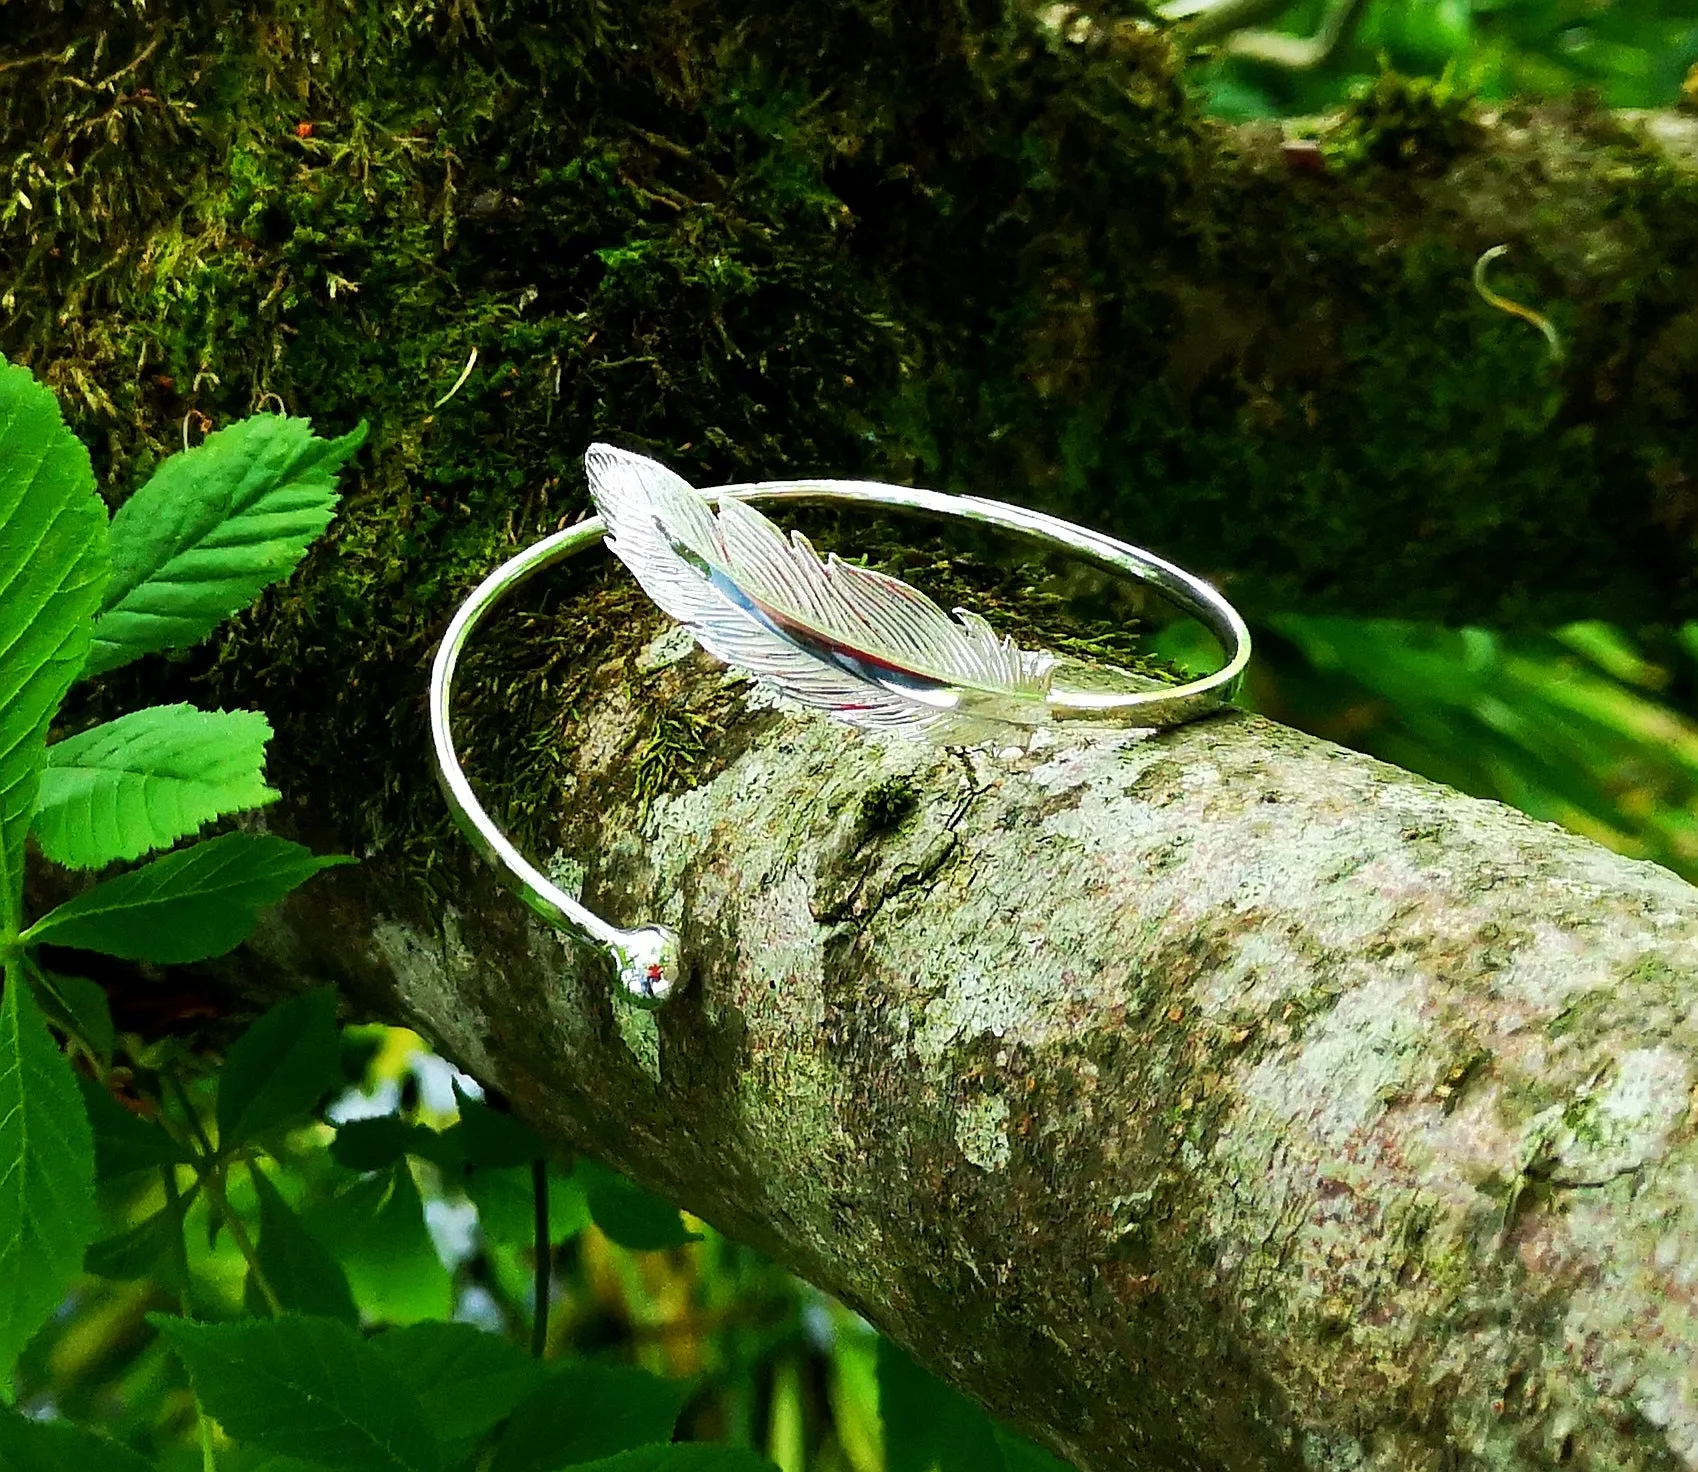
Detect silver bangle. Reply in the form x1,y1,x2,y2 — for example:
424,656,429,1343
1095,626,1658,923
429,446,1250,1008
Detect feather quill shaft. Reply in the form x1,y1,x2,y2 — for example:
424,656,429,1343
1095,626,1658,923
586,445,1056,742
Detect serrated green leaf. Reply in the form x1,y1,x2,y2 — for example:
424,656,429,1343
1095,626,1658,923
0,357,108,938
309,1165,452,1326
76,1074,190,1179
0,967,98,1380
0,1408,156,1472
150,1314,443,1472
250,1166,359,1324
34,704,278,869
86,415,366,677
580,1162,699,1252
370,1322,546,1454
21,832,352,964
217,988,342,1147
492,1365,692,1472
567,1450,776,1472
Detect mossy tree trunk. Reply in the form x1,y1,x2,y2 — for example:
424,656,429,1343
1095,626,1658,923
241,628,1698,1472
8,4,1698,1470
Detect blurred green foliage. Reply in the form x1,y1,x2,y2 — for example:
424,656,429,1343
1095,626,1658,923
1251,618,1698,882
1191,0,1698,120
1176,0,1698,891
16,1020,1064,1472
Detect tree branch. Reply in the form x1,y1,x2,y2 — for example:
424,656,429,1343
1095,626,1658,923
231,635,1698,1472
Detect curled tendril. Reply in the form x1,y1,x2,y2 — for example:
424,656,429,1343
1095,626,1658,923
432,346,479,409
1473,245,1563,363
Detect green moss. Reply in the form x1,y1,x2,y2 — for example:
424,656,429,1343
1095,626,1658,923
632,708,713,823
8,1,1698,876
1326,65,1483,172
860,778,919,834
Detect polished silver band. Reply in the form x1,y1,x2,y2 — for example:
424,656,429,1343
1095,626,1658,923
429,478,1251,1007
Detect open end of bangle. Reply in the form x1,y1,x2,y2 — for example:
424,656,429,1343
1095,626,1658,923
610,925,685,1010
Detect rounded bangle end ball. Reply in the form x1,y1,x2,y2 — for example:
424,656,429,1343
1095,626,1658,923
429,444,1251,1008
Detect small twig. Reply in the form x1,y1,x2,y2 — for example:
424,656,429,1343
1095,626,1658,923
1473,245,1563,362
96,35,161,91
432,346,478,409
201,1163,284,1315
0,49,70,76
164,1071,216,1160
617,120,701,164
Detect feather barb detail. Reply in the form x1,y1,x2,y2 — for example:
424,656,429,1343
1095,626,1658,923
586,444,1056,742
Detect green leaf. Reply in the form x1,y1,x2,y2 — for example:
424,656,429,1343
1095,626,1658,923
150,1314,443,1472
309,1165,452,1326
449,1094,544,1169
76,1074,190,1179
877,1339,1001,1472
86,415,366,677
547,1161,594,1245
0,1409,155,1472
22,832,352,964
0,967,98,1379
332,1116,462,1173
566,1450,776,1472
31,962,115,1063
460,1164,538,1249
0,357,108,938
250,1166,359,1324
462,1160,590,1250
217,988,342,1147
85,1196,191,1289
370,1323,546,1455
34,704,278,869
580,1162,699,1252
491,1365,691,1472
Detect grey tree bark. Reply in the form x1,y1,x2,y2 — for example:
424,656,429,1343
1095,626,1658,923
234,623,1698,1472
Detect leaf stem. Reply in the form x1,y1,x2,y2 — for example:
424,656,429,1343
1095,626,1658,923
201,1163,283,1315
164,1070,217,1160
161,1163,195,1304
198,1402,217,1472
18,953,101,1074
530,1157,550,1358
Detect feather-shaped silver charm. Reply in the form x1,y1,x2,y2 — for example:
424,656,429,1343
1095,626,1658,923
586,444,1057,743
